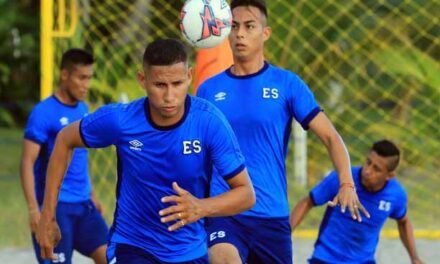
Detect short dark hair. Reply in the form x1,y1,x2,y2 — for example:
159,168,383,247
371,139,400,171
60,48,94,70
143,39,188,68
230,0,268,19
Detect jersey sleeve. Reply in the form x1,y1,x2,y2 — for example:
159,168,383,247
289,75,322,130
206,111,245,180
390,189,408,220
24,106,49,145
309,170,339,206
79,104,121,148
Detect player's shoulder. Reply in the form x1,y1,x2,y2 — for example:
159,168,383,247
32,95,57,111
190,95,219,113
197,69,229,94
78,100,89,111
267,63,301,79
190,95,226,120
87,97,144,121
266,63,308,90
202,68,229,84
386,177,407,196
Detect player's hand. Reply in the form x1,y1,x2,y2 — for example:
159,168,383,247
159,182,206,231
411,258,425,264
35,214,61,261
28,209,41,233
327,184,370,222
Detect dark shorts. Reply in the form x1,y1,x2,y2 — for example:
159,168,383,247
207,215,292,264
32,200,108,264
309,257,376,264
107,243,209,264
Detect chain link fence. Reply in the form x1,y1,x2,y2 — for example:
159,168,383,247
44,0,440,235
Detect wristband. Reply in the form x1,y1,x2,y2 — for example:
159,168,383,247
339,182,355,190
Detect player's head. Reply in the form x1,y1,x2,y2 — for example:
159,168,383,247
229,0,271,61
137,38,192,126
361,140,401,190
59,48,94,102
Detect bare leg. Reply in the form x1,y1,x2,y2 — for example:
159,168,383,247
209,243,242,264
90,244,107,264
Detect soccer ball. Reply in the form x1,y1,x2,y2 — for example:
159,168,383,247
180,0,232,48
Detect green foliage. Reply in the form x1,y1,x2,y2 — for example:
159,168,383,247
372,46,440,93
0,107,15,127
0,0,39,127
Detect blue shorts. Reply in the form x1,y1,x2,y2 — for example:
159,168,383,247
207,215,292,264
32,200,108,264
107,243,209,264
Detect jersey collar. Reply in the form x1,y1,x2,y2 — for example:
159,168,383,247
226,61,269,79
143,95,191,131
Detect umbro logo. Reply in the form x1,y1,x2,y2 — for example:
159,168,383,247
129,140,143,151
215,92,226,101
59,117,69,126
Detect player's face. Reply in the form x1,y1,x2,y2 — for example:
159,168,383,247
138,62,192,126
61,65,93,102
229,6,271,61
361,151,394,191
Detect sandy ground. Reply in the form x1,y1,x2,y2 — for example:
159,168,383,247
1,238,438,263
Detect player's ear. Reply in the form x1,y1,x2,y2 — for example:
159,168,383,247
136,70,146,89
187,66,193,83
262,26,271,42
386,170,396,180
60,68,69,81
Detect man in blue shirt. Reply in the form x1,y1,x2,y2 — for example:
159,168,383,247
20,49,108,264
197,0,368,263
291,140,424,264
36,39,256,264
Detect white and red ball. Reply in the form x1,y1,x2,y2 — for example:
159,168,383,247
180,0,232,48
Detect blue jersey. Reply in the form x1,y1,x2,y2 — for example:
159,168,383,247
79,95,245,262
309,166,407,263
24,95,91,205
198,62,321,218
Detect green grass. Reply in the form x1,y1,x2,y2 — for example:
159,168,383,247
0,128,30,248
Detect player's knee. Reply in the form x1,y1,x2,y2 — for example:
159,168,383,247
209,243,242,264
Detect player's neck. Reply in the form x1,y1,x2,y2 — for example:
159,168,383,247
360,175,387,193
54,88,78,106
231,57,265,76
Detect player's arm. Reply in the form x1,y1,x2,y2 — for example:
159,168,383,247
160,168,255,231
308,112,369,221
290,196,314,231
397,215,424,264
91,189,104,214
20,139,42,233
36,121,85,260
200,168,255,217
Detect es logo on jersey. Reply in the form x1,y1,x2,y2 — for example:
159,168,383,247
183,140,201,154
263,88,279,99
209,230,226,241
378,200,391,211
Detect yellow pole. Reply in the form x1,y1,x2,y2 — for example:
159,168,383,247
40,0,54,100
58,0,66,32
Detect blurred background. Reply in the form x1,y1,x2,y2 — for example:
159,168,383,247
0,0,439,263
